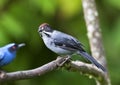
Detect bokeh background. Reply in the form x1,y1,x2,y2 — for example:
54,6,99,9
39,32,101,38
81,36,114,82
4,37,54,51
0,0,120,85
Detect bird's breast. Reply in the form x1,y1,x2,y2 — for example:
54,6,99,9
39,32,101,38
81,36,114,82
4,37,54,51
42,37,72,55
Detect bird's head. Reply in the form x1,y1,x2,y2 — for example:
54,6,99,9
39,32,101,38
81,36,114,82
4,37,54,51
38,23,53,37
6,43,25,53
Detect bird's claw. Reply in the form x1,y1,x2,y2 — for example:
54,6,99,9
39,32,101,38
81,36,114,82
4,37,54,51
57,56,71,67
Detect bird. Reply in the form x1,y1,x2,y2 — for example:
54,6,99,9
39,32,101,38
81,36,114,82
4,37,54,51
0,43,25,67
38,23,106,72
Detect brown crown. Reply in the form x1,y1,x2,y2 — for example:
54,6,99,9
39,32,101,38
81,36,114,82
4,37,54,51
39,23,49,28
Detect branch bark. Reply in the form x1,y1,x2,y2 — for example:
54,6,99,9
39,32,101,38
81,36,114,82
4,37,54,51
0,57,108,85
0,57,64,82
81,0,111,85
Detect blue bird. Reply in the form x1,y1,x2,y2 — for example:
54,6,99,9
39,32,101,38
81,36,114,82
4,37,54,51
0,43,25,67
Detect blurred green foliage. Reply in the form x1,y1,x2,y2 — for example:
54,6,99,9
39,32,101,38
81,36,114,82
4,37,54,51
0,0,120,85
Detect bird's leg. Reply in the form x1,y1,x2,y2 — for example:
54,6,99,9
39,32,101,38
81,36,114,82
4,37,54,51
57,55,71,67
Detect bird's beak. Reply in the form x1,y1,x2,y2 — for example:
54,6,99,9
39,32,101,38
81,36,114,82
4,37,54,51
18,43,26,48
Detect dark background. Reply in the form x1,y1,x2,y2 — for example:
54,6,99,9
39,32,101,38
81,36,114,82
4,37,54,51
0,0,120,85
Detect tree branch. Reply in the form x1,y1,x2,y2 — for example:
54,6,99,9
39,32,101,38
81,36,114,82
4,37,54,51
69,61,108,85
82,0,106,68
0,57,108,84
0,57,64,82
81,0,111,85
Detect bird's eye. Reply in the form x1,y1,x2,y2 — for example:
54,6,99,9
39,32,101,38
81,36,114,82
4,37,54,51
12,46,16,49
41,27,44,30
8,44,18,52
11,44,18,50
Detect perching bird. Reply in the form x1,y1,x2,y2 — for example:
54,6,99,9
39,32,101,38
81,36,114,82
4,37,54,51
38,23,106,72
0,43,25,67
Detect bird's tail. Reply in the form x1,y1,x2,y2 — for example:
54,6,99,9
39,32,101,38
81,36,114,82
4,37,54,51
78,51,106,72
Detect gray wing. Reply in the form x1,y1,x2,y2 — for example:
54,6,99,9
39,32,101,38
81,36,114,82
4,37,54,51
53,31,85,51
0,51,4,62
